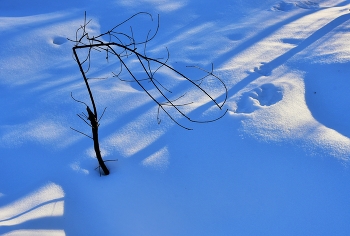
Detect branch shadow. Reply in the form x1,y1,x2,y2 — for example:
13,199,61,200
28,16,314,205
0,182,65,235
214,1,349,67
210,12,350,108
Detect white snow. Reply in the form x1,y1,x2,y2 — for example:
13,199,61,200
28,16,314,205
1,0,350,235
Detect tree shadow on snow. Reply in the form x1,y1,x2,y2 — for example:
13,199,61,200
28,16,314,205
1,3,350,235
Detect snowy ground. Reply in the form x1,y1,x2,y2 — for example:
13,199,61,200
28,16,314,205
1,0,350,235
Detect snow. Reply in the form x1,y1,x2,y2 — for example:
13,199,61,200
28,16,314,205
1,0,350,235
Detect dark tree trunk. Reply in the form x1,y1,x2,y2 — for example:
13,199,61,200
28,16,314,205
72,47,110,176
86,106,110,175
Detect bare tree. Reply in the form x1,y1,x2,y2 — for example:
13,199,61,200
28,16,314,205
69,12,228,175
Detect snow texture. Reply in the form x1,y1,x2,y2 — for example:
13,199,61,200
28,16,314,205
1,0,350,235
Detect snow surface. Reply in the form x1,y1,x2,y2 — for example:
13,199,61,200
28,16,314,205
1,0,350,235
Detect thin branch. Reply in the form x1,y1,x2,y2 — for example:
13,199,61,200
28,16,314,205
70,127,93,139
71,92,89,107
186,64,228,108
74,42,225,110
77,113,92,127
98,107,107,122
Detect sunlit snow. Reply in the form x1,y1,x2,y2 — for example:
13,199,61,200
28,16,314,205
1,0,350,235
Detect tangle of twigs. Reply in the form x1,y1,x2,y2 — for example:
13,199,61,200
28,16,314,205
69,12,228,175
